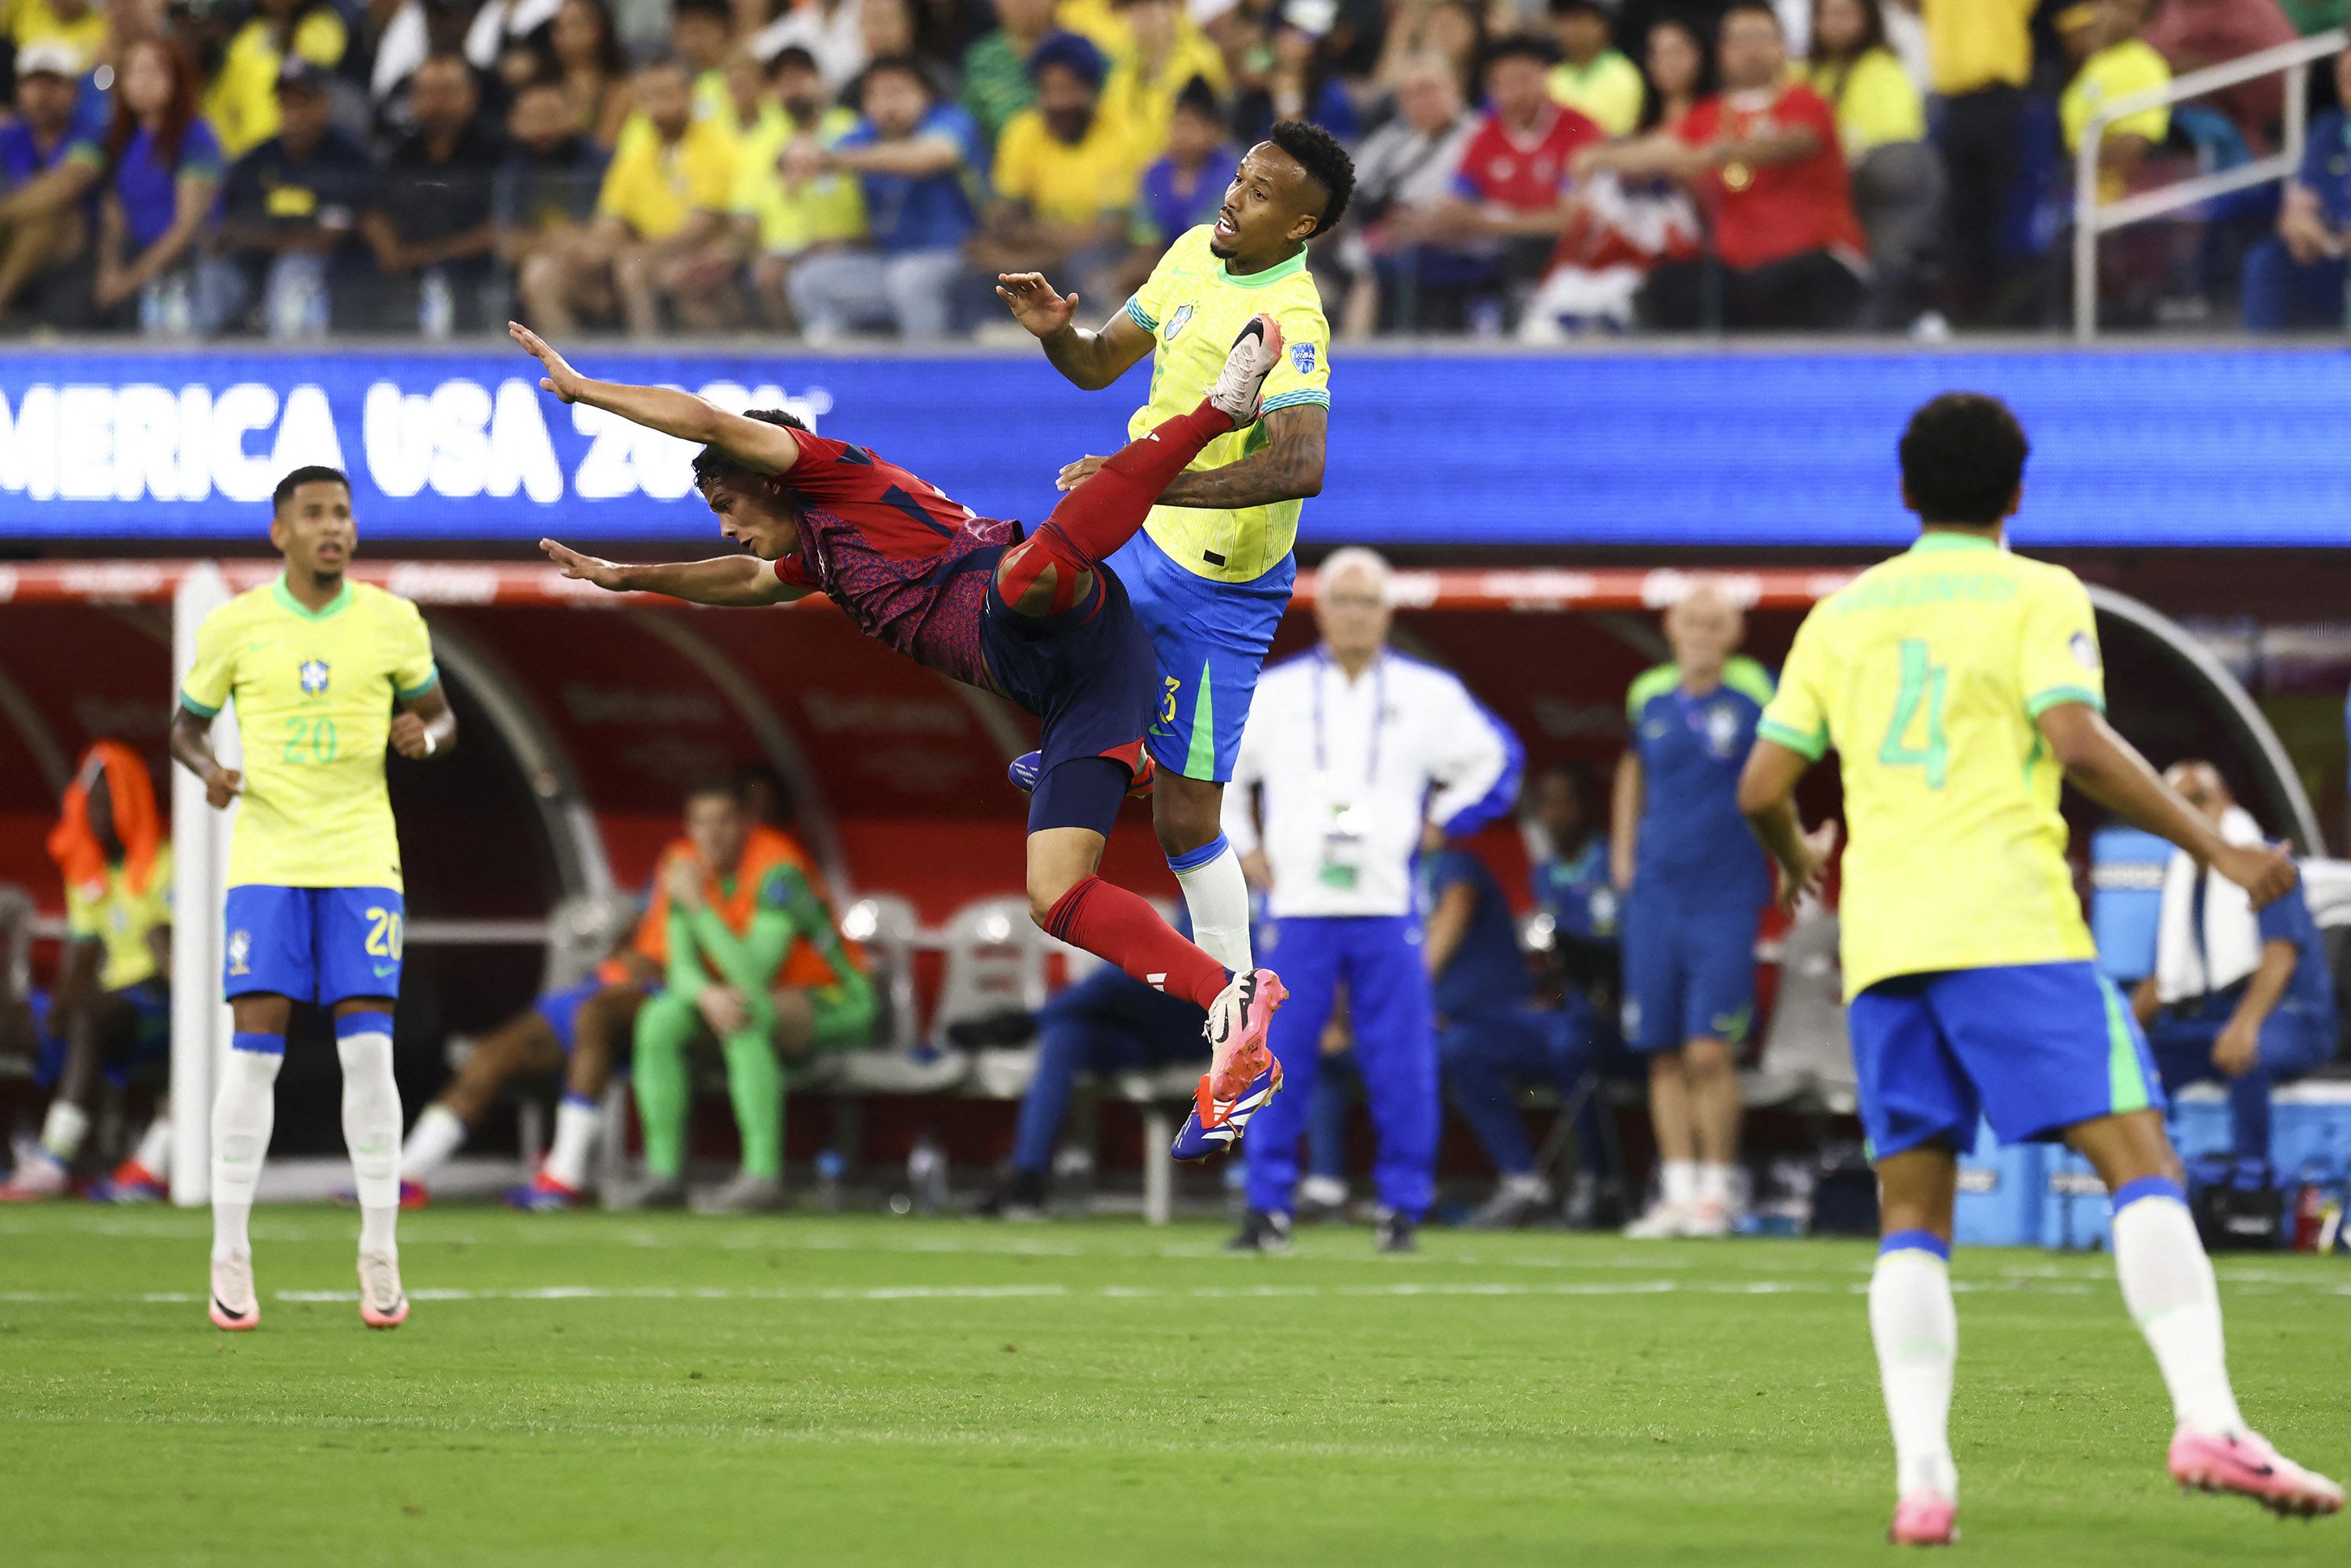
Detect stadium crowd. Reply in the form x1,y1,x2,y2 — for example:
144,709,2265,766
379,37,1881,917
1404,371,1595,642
0,0,2344,340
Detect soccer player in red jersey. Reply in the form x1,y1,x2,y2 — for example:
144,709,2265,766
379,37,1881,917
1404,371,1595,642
518,320,1288,1158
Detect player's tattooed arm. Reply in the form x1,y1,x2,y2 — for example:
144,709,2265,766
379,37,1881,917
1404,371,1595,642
169,707,241,810
995,273,1156,389
541,541,806,606
508,321,799,473
1154,404,1326,508
389,685,457,761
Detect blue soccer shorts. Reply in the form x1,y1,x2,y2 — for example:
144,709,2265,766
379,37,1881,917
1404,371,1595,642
1621,889,1757,1053
1109,530,1295,784
223,885,404,1005
532,977,609,1053
1848,961,2165,1160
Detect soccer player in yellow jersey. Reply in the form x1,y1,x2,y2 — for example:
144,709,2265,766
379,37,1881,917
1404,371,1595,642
995,119,1353,983
169,465,458,1334
1737,395,2343,1543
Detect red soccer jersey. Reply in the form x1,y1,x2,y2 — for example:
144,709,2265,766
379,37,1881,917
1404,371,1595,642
765,426,1016,688
1678,83,1867,271
1454,104,1606,214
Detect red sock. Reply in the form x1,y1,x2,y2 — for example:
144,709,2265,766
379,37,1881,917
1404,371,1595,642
1043,875,1227,1010
1037,400,1232,565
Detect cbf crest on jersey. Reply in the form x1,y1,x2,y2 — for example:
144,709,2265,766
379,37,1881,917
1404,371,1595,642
299,659,330,696
1165,303,1194,340
1290,341,1317,375
227,929,252,977
1704,702,1743,758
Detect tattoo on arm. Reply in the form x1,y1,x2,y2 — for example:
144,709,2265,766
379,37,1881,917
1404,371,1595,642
1157,404,1325,509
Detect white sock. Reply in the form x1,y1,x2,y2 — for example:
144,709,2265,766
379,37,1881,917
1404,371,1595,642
132,1114,172,1179
543,1092,601,1191
337,1017,404,1255
1697,1162,1737,1208
1169,835,1252,972
2112,1182,2245,1437
1661,1159,1699,1208
1501,1171,1552,1200
400,1103,469,1183
1871,1240,1961,1501
38,1099,90,1162
212,1037,284,1261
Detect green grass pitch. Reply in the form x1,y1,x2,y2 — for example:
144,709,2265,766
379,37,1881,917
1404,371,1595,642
3,1205,2346,1566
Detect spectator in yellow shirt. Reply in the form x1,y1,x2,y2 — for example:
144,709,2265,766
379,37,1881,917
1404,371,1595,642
2,0,107,73
522,56,741,336
1921,0,2034,324
2061,0,2171,204
969,31,1140,307
1546,0,1643,136
1100,0,1229,150
729,45,867,329
203,0,350,158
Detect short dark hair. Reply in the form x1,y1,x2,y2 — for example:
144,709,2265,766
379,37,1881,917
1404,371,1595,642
683,772,744,808
859,53,933,101
769,43,820,77
1719,0,1783,32
1898,393,2030,527
673,0,730,23
691,408,811,494
1266,119,1355,235
1549,0,1608,19
273,465,349,512
1171,74,1223,123
1484,31,1559,70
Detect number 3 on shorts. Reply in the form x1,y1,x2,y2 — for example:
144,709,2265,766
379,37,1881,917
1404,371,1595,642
1878,638,1949,788
364,906,404,960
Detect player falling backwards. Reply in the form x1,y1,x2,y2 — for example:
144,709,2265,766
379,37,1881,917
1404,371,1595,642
1738,393,2342,1545
172,465,458,1331
518,319,1288,1160
996,119,1353,990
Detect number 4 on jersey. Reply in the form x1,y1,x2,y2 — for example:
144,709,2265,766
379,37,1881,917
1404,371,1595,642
1879,639,1949,788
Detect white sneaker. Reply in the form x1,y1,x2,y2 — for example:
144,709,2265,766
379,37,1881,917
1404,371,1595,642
1681,1198,1733,1238
357,1249,408,1329
209,1253,259,1331
1622,1200,1690,1240
1205,313,1285,427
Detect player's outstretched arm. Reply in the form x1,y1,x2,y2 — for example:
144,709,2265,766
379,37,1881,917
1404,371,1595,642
508,321,800,473
2037,701,2297,907
541,540,803,606
994,273,1155,390
168,707,241,810
1737,740,1839,911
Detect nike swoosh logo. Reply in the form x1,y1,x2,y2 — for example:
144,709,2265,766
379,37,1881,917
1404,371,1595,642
372,964,397,976
212,1296,254,1321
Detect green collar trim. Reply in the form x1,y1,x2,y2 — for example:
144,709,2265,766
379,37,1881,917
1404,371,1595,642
272,574,353,621
1222,246,1308,289
1909,531,2001,555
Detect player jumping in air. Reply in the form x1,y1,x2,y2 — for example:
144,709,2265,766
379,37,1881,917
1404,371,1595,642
172,465,458,1332
996,119,1353,990
517,320,1288,1161
1738,393,2342,1544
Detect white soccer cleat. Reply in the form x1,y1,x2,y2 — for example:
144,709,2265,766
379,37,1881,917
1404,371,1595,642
1622,1200,1691,1240
209,1254,259,1331
357,1249,409,1329
1205,313,1285,428
1681,1198,1733,1238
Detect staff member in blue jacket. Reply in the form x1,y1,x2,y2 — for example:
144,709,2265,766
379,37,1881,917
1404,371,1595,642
1613,580,1774,1239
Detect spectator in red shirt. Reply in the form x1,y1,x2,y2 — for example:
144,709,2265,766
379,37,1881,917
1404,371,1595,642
1397,34,1604,316
1582,2,1867,330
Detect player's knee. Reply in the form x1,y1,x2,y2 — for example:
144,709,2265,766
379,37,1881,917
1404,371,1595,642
1150,775,1222,854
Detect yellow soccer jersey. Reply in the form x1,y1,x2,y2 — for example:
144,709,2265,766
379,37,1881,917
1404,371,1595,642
179,578,439,891
1758,533,2105,999
66,843,174,991
1123,224,1331,585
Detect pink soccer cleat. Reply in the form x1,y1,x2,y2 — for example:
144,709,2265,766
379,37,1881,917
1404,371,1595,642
357,1251,409,1329
209,1254,259,1332
1172,969,1288,1161
1886,1490,1957,1546
2168,1425,2344,1518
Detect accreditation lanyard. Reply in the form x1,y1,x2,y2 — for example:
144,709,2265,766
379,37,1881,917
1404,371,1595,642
1313,650,1386,889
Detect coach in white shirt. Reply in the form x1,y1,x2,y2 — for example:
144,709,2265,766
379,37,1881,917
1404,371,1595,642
1224,548,1516,1252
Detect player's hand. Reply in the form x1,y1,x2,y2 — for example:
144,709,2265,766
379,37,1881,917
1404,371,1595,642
1055,454,1108,492
697,985,750,1037
2212,841,2296,909
203,766,242,811
388,712,433,759
994,272,1078,338
1776,820,1841,912
2213,1016,2262,1079
509,320,588,402
541,538,629,590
